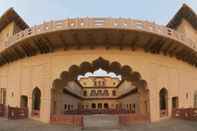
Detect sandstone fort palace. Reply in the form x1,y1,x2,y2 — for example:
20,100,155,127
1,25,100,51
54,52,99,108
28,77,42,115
0,4,197,125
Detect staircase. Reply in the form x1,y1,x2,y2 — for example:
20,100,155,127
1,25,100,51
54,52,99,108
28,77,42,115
83,114,121,131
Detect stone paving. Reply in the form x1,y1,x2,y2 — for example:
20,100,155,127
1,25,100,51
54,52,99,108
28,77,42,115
0,118,197,131
0,118,80,131
121,119,197,131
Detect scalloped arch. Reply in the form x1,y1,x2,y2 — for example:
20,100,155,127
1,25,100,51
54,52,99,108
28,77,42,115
53,57,147,89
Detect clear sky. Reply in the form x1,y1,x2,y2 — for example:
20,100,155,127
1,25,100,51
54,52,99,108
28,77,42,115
0,0,196,26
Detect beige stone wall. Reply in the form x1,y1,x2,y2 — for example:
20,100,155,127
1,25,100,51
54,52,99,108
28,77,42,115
80,78,94,87
66,81,83,97
104,77,120,87
79,77,120,87
0,48,196,122
117,81,136,96
0,22,24,52
0,22,14,52
51,90,80,115
119,93,139,112
13,23,24,34
176,19,197,43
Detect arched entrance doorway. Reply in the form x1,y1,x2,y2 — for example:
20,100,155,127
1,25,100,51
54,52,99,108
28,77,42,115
32,87,41,117
159,88,168,117
51,57,150,122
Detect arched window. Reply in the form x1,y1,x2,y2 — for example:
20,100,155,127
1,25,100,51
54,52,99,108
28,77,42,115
98,103,102,109
98,81,101,87
83,90,87,96
102,81,105,86
104,103,109,109
159,88,168,110
129,104,132,112
64,104,67,110
68,105,70,110
159,88,168,117
32,87,41,111
92,103,96,109
94,81,97,87
112,90,116,96
90,90,97,96
103,90,109,96
172,97,179,109
20,95,28,108
132,104,136,113
97,90,102,96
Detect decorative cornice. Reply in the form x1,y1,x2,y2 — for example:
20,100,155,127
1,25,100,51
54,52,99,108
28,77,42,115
0,17,196,67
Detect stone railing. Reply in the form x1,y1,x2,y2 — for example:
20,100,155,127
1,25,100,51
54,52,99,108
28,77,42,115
119,113,149,125
172,108,197,120
50,113,148,127
50,115,83,127
7,106,28,120
5,18,197,52
64,108,134,115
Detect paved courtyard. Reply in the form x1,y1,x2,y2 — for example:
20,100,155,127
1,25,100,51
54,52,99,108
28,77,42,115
122,119,197,131
0,118,80,131
0,118,197,131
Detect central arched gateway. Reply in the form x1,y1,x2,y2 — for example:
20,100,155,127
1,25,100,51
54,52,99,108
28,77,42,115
51,57,150,122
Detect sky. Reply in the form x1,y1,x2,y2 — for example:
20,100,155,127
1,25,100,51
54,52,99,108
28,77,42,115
0,0,196,27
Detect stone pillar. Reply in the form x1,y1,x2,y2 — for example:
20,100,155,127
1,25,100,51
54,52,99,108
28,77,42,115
138,88,150,115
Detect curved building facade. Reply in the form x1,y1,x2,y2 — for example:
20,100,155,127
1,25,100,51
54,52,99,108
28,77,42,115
0,4,197,123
